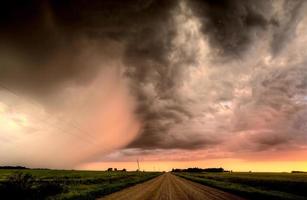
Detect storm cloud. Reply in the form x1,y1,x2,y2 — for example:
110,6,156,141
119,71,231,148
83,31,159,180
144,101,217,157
1,0,307,167
126,0,307,153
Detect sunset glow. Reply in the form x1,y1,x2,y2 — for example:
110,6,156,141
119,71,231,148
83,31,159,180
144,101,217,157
78,160,307,173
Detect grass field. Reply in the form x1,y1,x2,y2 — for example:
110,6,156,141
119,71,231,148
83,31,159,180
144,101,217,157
175,172,307,200
0,169,161,200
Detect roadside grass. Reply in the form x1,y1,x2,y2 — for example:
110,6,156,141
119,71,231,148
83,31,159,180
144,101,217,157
0,169,161,200
174,172,307,200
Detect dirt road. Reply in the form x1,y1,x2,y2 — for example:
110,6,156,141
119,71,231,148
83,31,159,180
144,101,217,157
99,173,245,200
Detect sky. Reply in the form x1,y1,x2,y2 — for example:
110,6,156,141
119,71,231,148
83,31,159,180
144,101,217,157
1,0,307,172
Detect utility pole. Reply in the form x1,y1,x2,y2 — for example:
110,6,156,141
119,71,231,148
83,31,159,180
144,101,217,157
137,159,140,171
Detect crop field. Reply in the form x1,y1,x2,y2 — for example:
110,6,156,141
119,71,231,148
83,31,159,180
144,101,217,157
175,172,307,200
0,169,161,200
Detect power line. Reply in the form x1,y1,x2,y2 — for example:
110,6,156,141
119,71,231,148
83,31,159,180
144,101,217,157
0,82,97,145
0,99,96,145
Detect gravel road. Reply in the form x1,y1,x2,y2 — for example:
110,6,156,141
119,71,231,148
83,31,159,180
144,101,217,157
99,173,246,200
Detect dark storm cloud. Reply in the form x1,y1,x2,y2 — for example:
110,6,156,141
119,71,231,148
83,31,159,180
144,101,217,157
124,0,307,152
0,0,176,97
187,0,307,58
129,128,220,150
1,0,208,151
187,0,272,57
2,0,307,159
271,0,306,56
119,0,280,153
231,60,307,152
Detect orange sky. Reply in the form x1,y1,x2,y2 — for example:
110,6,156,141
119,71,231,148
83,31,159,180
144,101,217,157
78,148,307,172
78,159,307,172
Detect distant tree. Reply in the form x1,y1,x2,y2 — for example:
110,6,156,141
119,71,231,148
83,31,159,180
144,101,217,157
171,167,225,173
114,168,117,171
171,168,183,172
0,166,28,169
122,168,127,172
107,168,113,172
203,168,224,172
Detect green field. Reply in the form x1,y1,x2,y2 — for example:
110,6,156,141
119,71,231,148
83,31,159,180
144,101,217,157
0,169,161,200
175,172,307,200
